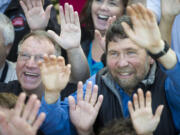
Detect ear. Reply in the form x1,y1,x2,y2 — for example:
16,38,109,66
5,44,12,56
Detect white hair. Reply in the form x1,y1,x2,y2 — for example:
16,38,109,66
0,13,14,46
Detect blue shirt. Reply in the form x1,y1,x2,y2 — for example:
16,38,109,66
0,0,11,13
87,42,104,76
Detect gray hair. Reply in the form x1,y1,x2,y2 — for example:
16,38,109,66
18,30,61,56
0,13,15,46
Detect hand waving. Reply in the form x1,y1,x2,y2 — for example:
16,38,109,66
128,88,164,135
69,81,103,135
20,0,52,31
48,3,81,50
0,93,45,135
38,55,71,103
121,4,164,53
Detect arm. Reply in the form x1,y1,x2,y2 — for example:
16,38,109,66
159,0,180,46
128,89,163,135
0,93,45,135
48,3,90,83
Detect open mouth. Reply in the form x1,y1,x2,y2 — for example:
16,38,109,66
98,14,109,21
24,72,40,77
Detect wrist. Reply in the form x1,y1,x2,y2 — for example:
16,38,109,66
77,127,94,135
148,40,165,54
66,45,81,53
44,90,60,104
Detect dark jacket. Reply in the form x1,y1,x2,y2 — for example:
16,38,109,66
5,0,60,62
94,67,178,135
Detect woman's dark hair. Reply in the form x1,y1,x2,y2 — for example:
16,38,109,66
80,0,129,39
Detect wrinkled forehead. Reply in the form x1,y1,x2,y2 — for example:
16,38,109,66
20,36,55,55
107,37,147,53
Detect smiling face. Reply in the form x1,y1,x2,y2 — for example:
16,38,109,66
16,36,55,92
107,38,153,91
91,0,124,32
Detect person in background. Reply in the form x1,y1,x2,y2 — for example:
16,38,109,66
1,0,60,62
0,13,17,83
80,0,128,75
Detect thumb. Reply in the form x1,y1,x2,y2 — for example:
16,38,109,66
47,30,63,48
153,105,164,123
45,4,53,20
68,96,76,112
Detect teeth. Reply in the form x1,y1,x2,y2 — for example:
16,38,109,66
98,14,109,20
119,73,130,76
24,72,39,77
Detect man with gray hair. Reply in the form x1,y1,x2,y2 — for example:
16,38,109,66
0,13,17,83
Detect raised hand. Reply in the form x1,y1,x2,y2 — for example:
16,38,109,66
20,0,52,31
69,81,103,135
38,55,71,104
94,16,116,51
128,89,164,135
48,3,81,50
121,4,164,53
0,93,46,135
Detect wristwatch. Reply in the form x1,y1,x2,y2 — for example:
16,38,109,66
148,40,170,59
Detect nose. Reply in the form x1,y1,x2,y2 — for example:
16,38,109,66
25,56,38,68
117,56,129,67
100,2,109,10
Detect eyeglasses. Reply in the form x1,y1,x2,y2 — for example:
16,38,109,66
18,52,44,63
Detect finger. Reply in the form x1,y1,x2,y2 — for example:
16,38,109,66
94,95,103,112
57,56,65,66
84,81,92,102
128,101,134,118
90,85,98,106
33,113,46,131
145,91,152,108
154,105,164,122
43,54,51,67
74,11,80,28
45,5,53,21
137,88,145,108
31,0,36,7
37,0,43,7
59,5,65,26
26,0,33,10
64,64,71,77
68,96,76,111
47,30,62,48
20,1,28,14
69,5,75,24
121,22,135,41
137,3,150,22
65,3,70,23
107,16,116,29
146,8,157,23
27,100,41,125
77,81,83,103
133,93,139,110
49,55,57,66
14,93,26,116
131,4,143,20
22,94,37,121
95,29,102,41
